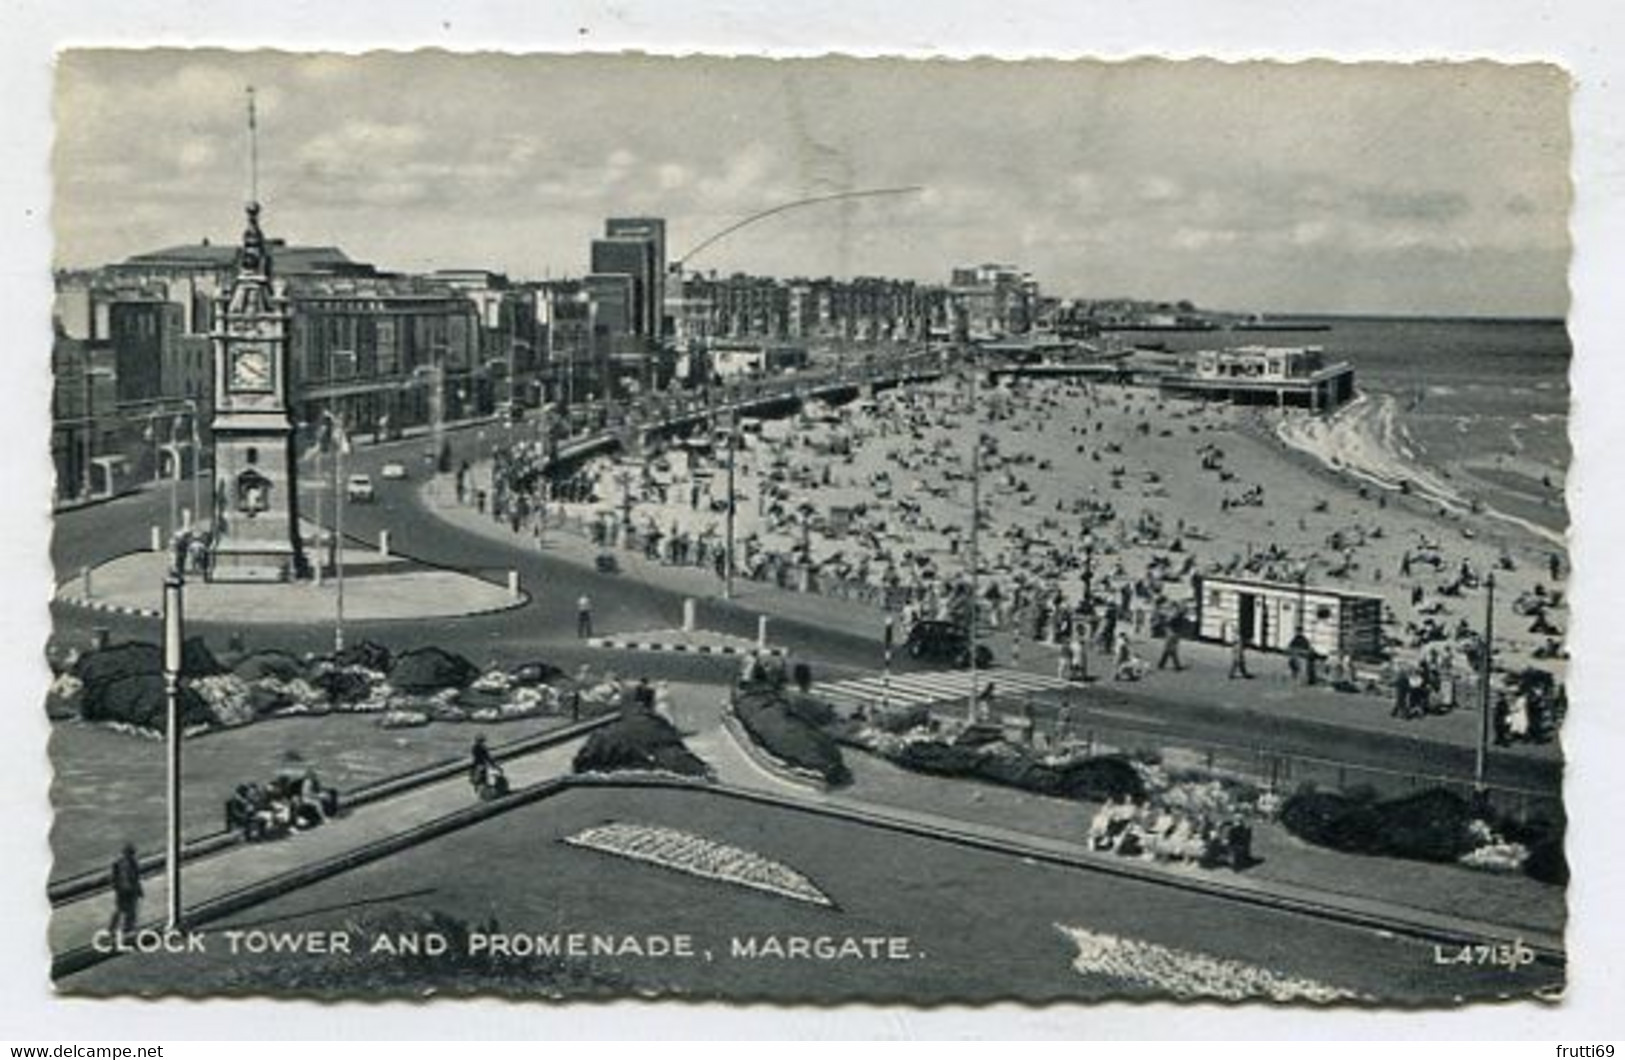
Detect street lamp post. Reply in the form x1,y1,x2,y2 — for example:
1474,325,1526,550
1079,530,1095,682
724,406,737,601
1475,573,1497,792
161,572,184,929
168,413,182,536
967,345,982,723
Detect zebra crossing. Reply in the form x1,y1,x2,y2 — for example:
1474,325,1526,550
813,666,1075,712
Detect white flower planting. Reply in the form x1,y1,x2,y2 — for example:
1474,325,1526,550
1056,925,1363,1003
189,673,256,727
49,673,84,701
564,822,834,908
471,670,514,693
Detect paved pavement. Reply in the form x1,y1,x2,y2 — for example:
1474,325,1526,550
56,541,520,623
50,725,593,962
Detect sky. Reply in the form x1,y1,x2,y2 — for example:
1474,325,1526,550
53,50,1572,317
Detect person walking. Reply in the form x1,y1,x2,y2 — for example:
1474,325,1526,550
577,593,593,639
1228,633,1252,679
108,843,143,939
1156,622,1185,672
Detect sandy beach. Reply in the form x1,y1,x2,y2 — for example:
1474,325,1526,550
528,371,1566,681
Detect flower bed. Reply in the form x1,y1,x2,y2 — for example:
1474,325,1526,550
1278,784,1564,883
54,640,596,737
847,723,1144,803
563,821,833,907
1056,925,1362,1003
733,692,850,787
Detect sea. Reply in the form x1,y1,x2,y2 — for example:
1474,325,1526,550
1114,317,1573,541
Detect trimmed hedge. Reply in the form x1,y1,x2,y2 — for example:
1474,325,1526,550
892,741,1144,802
1279,787,1478,863
573,711,709,778
390,647,480,692
735,697,850,786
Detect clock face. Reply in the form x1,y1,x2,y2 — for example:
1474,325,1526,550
230,344,273,392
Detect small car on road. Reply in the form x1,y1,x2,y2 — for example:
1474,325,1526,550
345,473,376,503
380,461,408,481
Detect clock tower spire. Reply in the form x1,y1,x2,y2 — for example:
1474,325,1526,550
206,90,306,582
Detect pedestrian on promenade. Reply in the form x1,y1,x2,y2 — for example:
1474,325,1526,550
1156,624,1185,671
1228,634,1252,680
577,594,592,639
107,842,142,939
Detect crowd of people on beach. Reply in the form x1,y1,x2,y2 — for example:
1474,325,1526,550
474,369,1566,718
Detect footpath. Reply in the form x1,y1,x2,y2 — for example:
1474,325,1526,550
50,722,603,976
423,471,1561,770
663,682,1565,951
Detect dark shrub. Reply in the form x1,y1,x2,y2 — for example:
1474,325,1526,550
1523,837,1569,885
732,687,780,720
895,740,985,776
73,638,223,684
73,642,161,687
870,702,931,734
232,650,307,683
509,661,565,686
978,753,1064,795
791,662,813,694
180,638,226,677
80,673,211,732
1054,755,1146,802
736,700,850,786
390,647,480,692
573,712,709,778
314,668,373,704
953,722,1005,748
1377,788,1478,863
782,691,836,728
1280,787,1477,862
333,640,393,674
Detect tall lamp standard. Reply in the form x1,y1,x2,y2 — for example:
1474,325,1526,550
321,410,350,654
1078,530,1096,682
1475,573,1497,792
966,342,982,723
1290,558,1312,684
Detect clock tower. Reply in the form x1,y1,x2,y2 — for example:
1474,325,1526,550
207,201,306,581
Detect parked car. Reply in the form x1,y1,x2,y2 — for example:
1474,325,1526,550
379,461,408,480
904,619,993,669
345,474,376,503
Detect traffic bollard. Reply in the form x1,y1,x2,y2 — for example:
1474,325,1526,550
150,525,162,552
757,616,769,650
181,507,192,529
378,529,391,557
683,598,696,633
507,570,521,599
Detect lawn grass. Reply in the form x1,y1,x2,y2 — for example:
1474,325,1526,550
61,785,1563,1003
